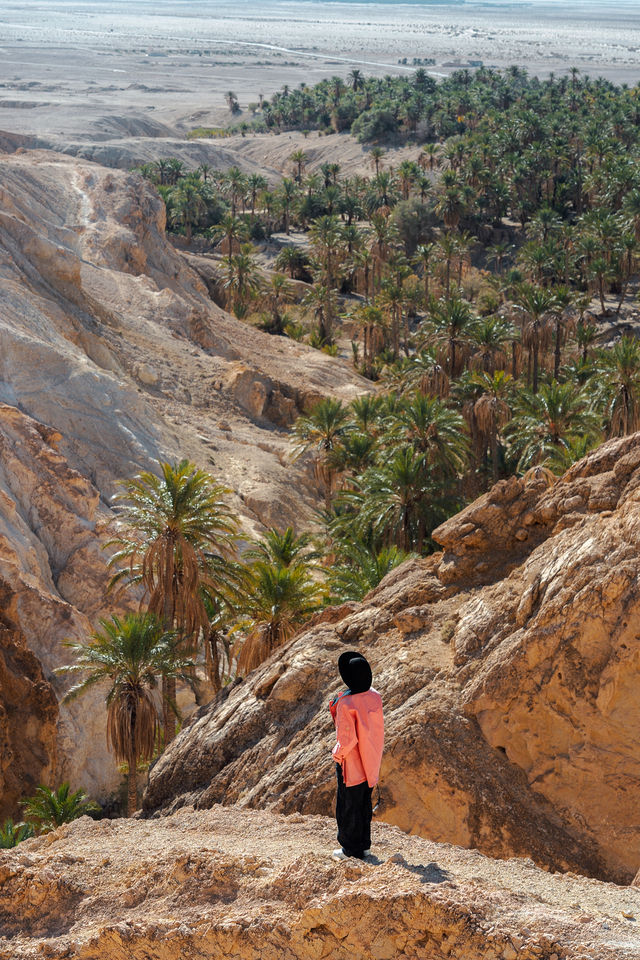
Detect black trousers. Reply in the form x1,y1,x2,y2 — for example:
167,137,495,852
335,763,373,858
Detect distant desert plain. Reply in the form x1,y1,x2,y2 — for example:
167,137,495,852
0,0,638,161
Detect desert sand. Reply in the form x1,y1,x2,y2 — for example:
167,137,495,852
0,1,638,162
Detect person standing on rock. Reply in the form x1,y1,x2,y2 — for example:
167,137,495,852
330,651,384,861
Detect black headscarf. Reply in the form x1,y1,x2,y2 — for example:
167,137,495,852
338,651,372,694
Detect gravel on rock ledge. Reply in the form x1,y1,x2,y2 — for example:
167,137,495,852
1,805,639,960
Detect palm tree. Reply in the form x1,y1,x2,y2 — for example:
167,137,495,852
243,527,319,567
294,398,351,510
59,614,188,815
309,214,344,289
262,272,292,334
598,336,640,437
434,187,466,230
397,160,420,200
434,232,459,299
225,166,246,216
352,446,433,552
0,819,34,848
471,370,513,485
166,158,185,185
234,561,324,675
225,90,240,113
290,149,308,182
514,283,555,393
426,295,476,376
469,316,514,373
278,178,298,234
369,146,386,176
21,784,99,833
327,430,378,477
275,244,308,280
414,242,437,307
507,380,600,471
486,241,511,274
420,143,441,172
575,318,598,364
397,393,469,477
170,181,206,243
224,244,262,318
352,302,385,376
349,393,386,432
303,280,338,345
246,173,268,217
388,348,450,399
107,460,238,743
379,278,405,361
329,537,411,601
210,214,248,259
548,285,576,380
349,69,364,92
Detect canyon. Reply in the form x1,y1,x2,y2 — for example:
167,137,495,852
0,138,365,807
2,114,640,959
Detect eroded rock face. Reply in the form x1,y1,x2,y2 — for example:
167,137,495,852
1,805,639,960
0,403,120,802
0,615,58,819
145,435,640,884
0,148,369,806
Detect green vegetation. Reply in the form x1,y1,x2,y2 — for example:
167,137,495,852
21,783,100,833
106,460,239,743
0,818,34,848
34,66,640,821
60,613,194,816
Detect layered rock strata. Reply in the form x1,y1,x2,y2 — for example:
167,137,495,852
145,435,640,884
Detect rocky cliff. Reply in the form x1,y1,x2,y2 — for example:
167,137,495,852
0,146,367,807
2,805,639,960
145,434,640,884
0,615,58,818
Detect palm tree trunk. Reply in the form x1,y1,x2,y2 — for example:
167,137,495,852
393,307,400,360
491,420,499,485
127,758,138,816
162,545,176,745
554,318,561,380
533,338,540,394
598,275,606,315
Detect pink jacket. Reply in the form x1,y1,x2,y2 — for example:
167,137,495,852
330,688,384,787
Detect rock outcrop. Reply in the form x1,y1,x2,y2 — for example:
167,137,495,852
145,435,640,884
0,148,368,807
0,402,122,807
0,615,58,819
2,805,639,960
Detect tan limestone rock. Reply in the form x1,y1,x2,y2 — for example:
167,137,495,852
1,806,639,960
0,148,370,805
0,614,58,819
146,435,640,884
